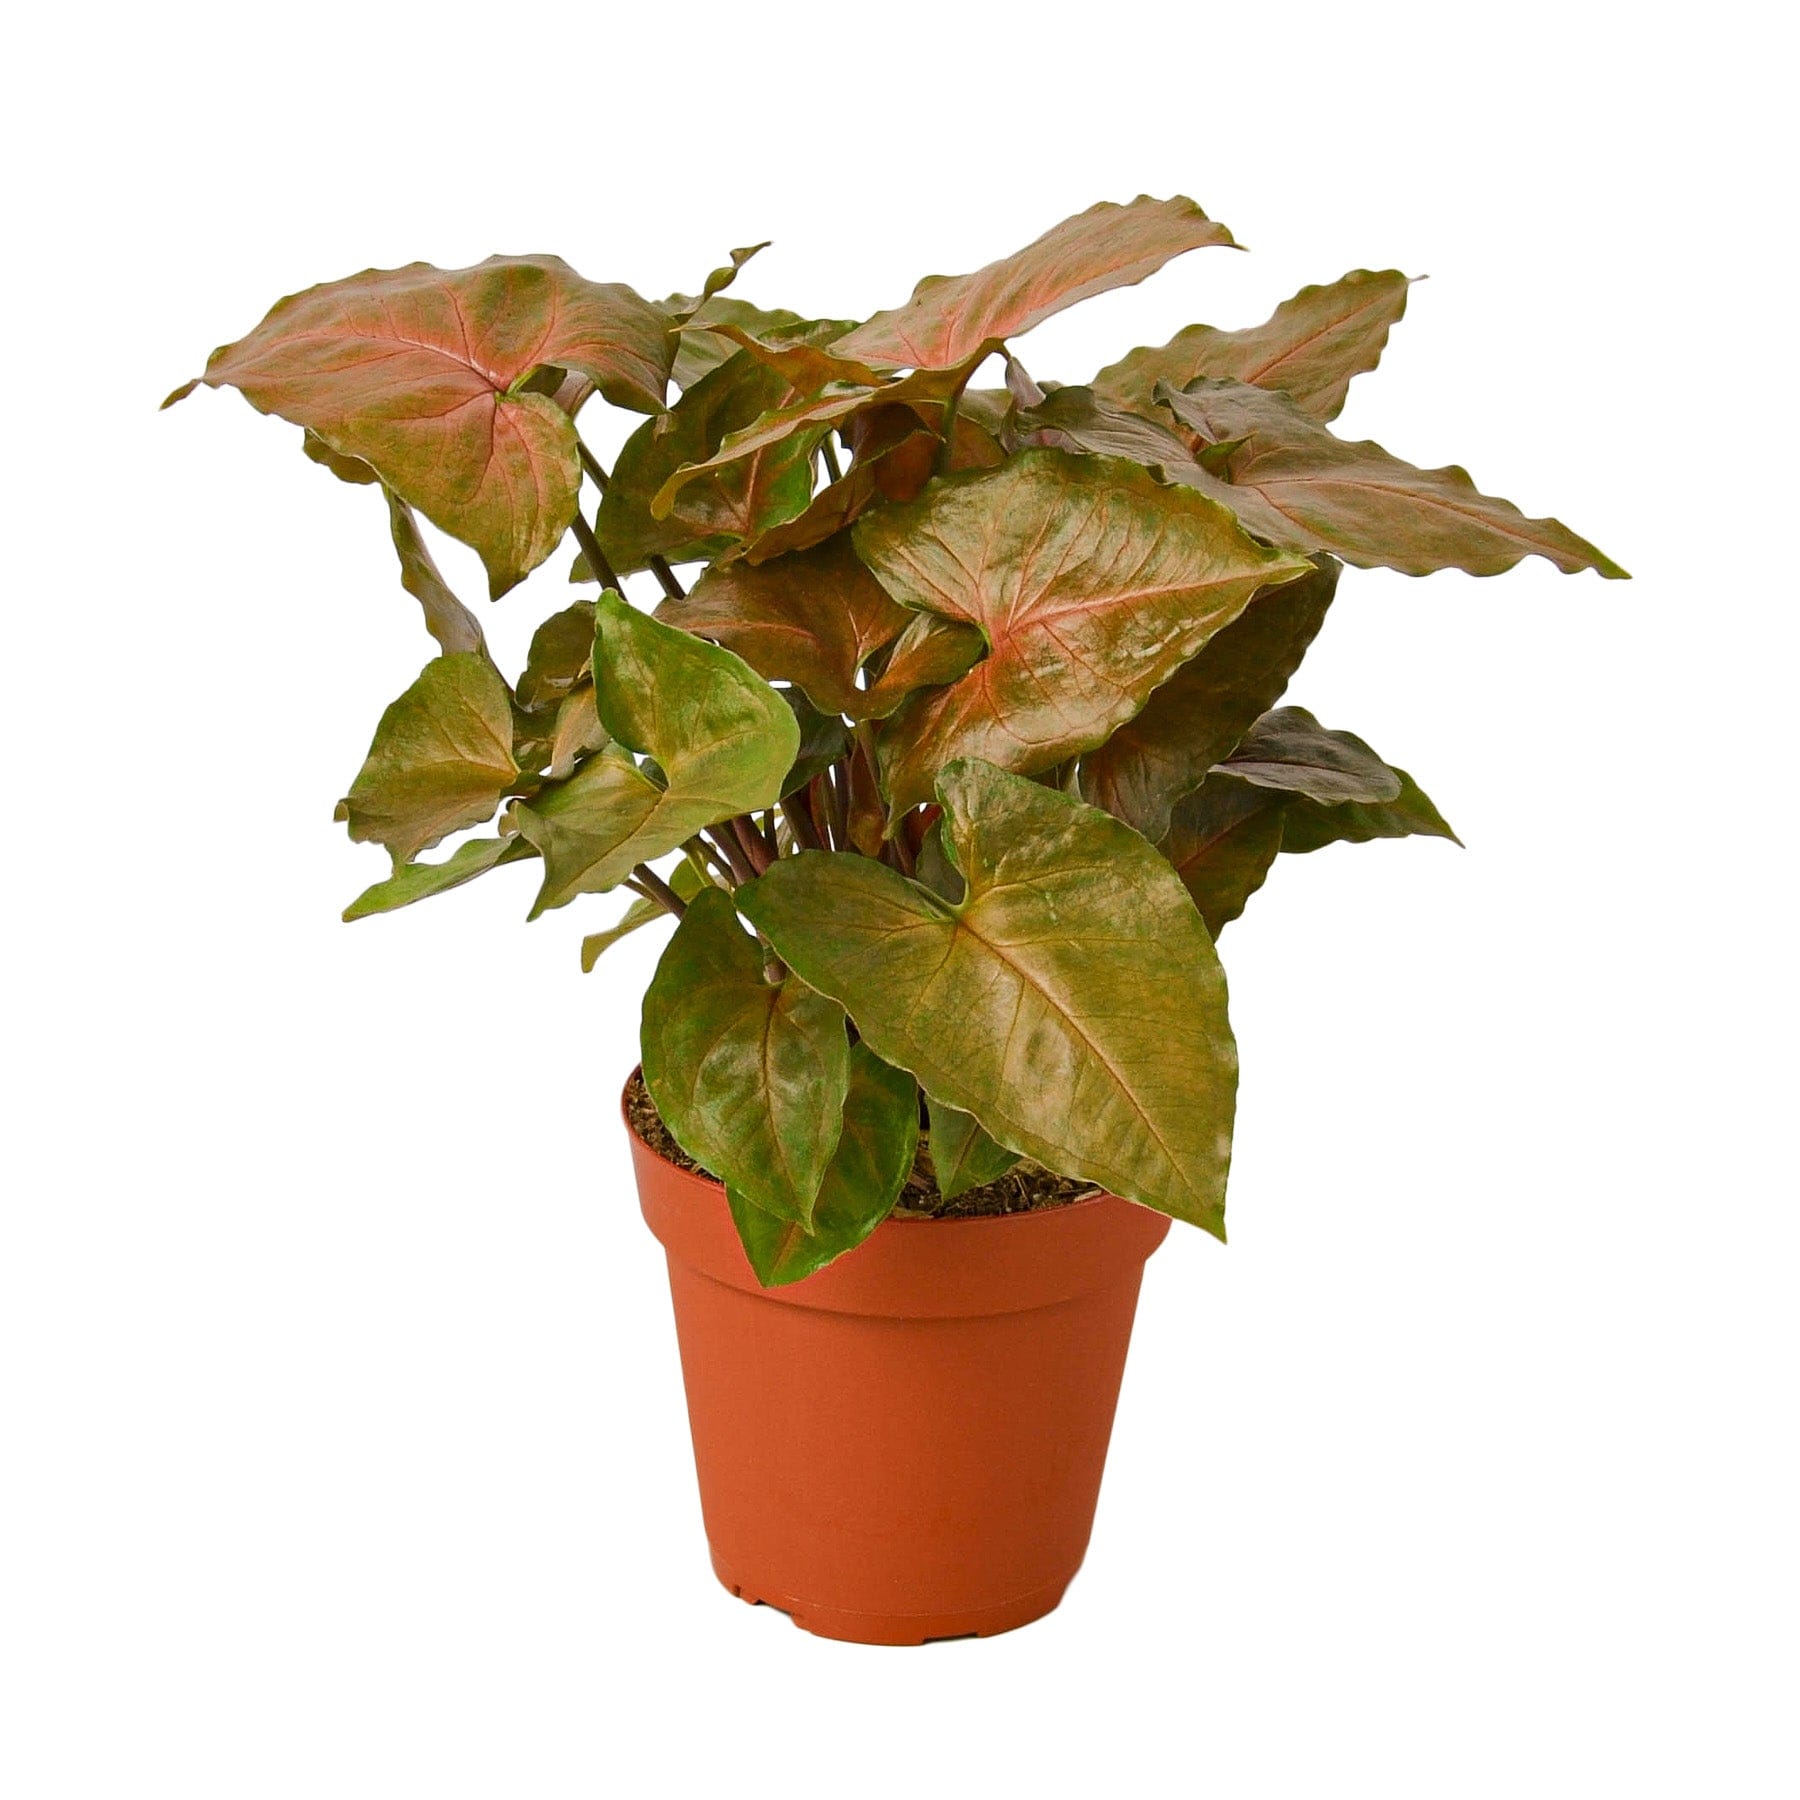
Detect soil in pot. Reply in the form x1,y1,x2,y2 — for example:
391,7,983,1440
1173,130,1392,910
623,1068,1099,1219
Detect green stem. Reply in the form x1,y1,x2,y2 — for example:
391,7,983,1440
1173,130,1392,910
935,388,962,476
819,434,844,483
684,836,734,886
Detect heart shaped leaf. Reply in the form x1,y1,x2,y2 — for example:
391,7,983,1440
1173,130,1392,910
1094,270,1416,420
510,592,798,913
642,888,850,1226
857,450,1313,815
1080,557,1338,839
727,1042,919,1285
338,654,520,866
1159,379,1627,578
171,257,673,595
655,533,910,714
739,760,1239,1231
834,195,1236,369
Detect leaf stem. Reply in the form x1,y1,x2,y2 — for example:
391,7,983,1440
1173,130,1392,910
684,835,735,886
825,761,849,852
730,813,775,875
577,439,686,599
568,508,624,594
707,824,759,884
627,865,688,916
819,434,843,483
780,794,823,852
935,388,962,476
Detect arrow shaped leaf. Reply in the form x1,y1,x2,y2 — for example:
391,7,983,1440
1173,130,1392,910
510,592,798,913
739,759,1239,1232
858,449,1313,815
339,654,520,866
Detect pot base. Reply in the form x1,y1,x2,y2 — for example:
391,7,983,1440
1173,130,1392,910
710,1547,1073,1646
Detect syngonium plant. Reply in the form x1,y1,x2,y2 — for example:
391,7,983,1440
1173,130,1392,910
168,196,1623,1285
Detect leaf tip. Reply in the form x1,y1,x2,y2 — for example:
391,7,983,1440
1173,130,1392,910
160,377,200,410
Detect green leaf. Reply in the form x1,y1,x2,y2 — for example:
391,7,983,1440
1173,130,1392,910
1281,766,1461,852
927,1097,1019,1198
342,833,536,921
579,858,707,970
833,195,1236,369
172,257,673,595
339,654,519,866
739,760,1239,1232
1158,379,1628,578
656,533,909,714
1080,557,1338,840
515,600,596,711
727,1043,919,1286
382,489,487,658
1221,706,1403,804
590,349,820,571
641,889,851,1226
858,449,1313,815
1159,777,1288,937
660,242,769,324
1093,269,1416,420
510,592,798,913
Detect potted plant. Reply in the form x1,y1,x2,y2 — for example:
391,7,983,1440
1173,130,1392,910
168,195,1623,1645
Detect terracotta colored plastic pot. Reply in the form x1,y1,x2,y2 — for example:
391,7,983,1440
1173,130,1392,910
626,1080,1171,1645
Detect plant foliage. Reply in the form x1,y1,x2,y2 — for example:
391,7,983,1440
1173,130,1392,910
171,197,1622,1283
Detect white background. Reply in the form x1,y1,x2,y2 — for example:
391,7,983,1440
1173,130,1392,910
4,3,1794,1795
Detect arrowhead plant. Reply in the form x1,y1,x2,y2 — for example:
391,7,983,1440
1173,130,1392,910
170,197,1622,1285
